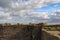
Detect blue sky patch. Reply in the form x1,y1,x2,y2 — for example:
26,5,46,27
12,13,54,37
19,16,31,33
34,3,60,12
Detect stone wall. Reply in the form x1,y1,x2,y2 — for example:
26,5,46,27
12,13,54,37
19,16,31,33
0,25,41,40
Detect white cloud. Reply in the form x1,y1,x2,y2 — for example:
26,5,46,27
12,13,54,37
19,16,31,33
0,0,60,23
0,11,12,20
30,12,50,19
0,0,60,10
0,12,9,17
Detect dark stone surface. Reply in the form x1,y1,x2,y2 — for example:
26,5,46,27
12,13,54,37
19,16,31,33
0,26,42,40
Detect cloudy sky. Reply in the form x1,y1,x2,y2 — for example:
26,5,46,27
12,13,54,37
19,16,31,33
0,0,60,24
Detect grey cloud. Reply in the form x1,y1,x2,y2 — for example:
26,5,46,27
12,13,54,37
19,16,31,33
0,16,6,19
0,0,60,23
48,11,60,23
0,0,11,8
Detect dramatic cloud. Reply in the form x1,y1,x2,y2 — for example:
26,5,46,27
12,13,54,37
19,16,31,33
0,0,60,23
0,0,60,9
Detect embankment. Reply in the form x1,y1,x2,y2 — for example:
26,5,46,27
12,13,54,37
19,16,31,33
42,31,60,40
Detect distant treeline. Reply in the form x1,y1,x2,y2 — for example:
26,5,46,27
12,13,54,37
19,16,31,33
0,23,44,27
0,23,60,27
